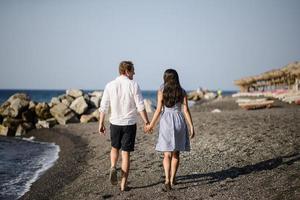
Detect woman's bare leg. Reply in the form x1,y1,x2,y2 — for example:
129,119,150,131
163,152,172,184
170,151,180,186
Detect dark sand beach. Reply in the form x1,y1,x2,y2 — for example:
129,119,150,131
20,97,300,200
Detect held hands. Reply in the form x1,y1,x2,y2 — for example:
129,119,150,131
144,123,153,134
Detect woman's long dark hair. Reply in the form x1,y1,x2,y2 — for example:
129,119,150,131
163,69,185,107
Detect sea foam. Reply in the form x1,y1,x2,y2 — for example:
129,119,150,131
0,137,60,200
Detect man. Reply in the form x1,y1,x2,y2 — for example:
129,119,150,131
98,61,150,191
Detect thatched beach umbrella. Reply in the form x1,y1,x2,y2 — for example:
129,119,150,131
281,62,300,87
234,61,300,92
291,68,300,78
234,79,244,86
234,77,255,92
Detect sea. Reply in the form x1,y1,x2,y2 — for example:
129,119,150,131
0,89,158,105
0,137,59,200
0,89,236,199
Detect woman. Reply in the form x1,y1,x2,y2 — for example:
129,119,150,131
146,68,195,191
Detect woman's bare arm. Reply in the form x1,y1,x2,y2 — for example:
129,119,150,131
182,95,195,138
148,90,163,130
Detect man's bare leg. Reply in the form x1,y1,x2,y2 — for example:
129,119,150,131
120,151,130,191
111,147,119,168
109,147,119,185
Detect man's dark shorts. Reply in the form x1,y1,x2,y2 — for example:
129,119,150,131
110,123,137,152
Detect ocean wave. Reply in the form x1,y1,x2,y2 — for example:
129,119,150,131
0,137,60,199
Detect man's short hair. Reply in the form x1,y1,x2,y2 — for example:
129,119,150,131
119,61,134,75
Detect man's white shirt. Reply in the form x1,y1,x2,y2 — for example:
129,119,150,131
99,75,145,126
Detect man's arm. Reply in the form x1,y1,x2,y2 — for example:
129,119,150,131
98,84,110,135
133,83,150,130
98,112,106,135
139,110,150,125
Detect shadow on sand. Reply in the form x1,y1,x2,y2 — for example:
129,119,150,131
176,152,300,186
132,152,300,190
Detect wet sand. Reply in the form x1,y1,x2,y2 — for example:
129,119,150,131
21,97,300,200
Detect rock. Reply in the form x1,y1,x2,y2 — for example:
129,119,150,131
0,93,30,118
36,120,49,129
61,99,71,107
188,91,203,101
35,103,52,120
22,122,35,131
50,97,61,105
89,91,103,98
15,124,26,136
29,101,37,110
0,125,14,136
204,92,217,100
91,109,100,119
0,101,11,117
7,93,30,103
83,94,90,101
60,95,74,107
90,96,101,108
211,109,221,113
1,118,22,136
35,118,57,129
50,103,79,125
0,115,3,124
50,103,70,116
192,95,201,101
65,95,75,102
0,94,31,118
188,90,217,101
22,109,36,122
0,125,8,136
144,99,154,113
66,89,83,98
83,94,92,107
9,97,30,117
80,114,97,123
187,92,195,100
58,112,78,125
85,108,97,114
58,94,67,100
0,93,31,118
92,109,100,118
2,118,22,132
85,109,100,120
70,96,88,115
46,118,57,127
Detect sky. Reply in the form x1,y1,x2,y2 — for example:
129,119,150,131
0,0,300,91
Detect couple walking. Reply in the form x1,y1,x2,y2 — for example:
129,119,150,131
98,61,195,192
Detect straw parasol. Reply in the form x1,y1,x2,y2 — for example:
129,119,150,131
234,61,300,91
